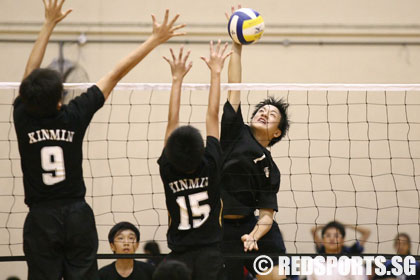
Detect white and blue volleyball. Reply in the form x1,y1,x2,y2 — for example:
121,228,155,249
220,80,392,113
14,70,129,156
228,8,264,45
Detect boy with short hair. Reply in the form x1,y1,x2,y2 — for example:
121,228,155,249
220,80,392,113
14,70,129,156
99,222,154,280
311,221,371,254
157,41,231,280
14,0,185,278
308,221,370,280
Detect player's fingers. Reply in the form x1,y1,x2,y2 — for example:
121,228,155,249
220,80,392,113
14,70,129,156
183,50,191,64
42,0,48,8
225,12,230,21
244,241,250,252
215,39,222,55
162,56,171,64
169,48,176,61
238,4,242,9
58,0,65,9
221,42,229,55
223,50,233,61
171,24,186,32
178,46,184,61
200,56,208,64
151,14,157,25
58,9,72,21
209,40,214,54
53,0,58,8
162,9,169,25
186,61,193,73
168,13,180,28
171,32,187,37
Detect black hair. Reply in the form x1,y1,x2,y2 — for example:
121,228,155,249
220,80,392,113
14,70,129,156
6,277,21,280
19,68,63,118
153,260,191,280
144,240,161,255
322,221,346,238
165,126,204,173
144,240,162,266
394,233,411,254
108,221,140,244
251,96,289,146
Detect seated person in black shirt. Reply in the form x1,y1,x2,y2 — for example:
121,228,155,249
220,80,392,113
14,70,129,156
144,240,162,267
153,260,191,280
157,42,231,280
311,221,371,254
14,1,185,279
99,222,154,280
221,5,290,280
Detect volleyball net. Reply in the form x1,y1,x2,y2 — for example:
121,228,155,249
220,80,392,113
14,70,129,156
0,82,419,259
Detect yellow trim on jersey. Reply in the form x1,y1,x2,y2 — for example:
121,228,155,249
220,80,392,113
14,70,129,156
168,211,172,227
219,199,223,227
242,16,263,29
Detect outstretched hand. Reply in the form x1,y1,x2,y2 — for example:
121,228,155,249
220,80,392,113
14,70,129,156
43,0,72,25
225,4,242,21
151,9,186,44
163,46,192,80
200,40,232,73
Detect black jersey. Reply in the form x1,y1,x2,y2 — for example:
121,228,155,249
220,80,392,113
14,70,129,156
158,136,223,252
220,101,280,216
99,260,154,280
13,85,105,207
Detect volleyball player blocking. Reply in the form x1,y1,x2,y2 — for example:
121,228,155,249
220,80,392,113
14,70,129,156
221,5,290,280
157,41,231,280
13,0,185,278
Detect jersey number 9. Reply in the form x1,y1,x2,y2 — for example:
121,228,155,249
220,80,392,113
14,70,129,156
41,146,66,185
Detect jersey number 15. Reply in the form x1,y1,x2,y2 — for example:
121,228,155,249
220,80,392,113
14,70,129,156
176,191,211,230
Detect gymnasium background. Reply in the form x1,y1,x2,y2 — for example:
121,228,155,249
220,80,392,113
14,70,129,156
1,0,420,278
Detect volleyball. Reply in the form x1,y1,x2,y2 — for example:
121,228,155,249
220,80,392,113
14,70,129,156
228,8,265,45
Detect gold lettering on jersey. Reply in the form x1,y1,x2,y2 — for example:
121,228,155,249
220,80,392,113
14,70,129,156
168,177,209,193
28,129,75,144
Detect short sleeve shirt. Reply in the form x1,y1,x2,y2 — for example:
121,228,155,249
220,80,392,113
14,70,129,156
158,136,223,252
220,101,280,216
99,260,154,280
13,85,105,206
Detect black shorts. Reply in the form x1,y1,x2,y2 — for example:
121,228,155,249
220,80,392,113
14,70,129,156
222,215,286,280
23,199,99,280
166,245,223,280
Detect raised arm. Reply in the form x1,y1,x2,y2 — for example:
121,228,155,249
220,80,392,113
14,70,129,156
23,0,72,80
201,40,232,139
163,47,192,144
311,225,324,250
346,224,371,248
96,10,186,100
225,5,242,112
